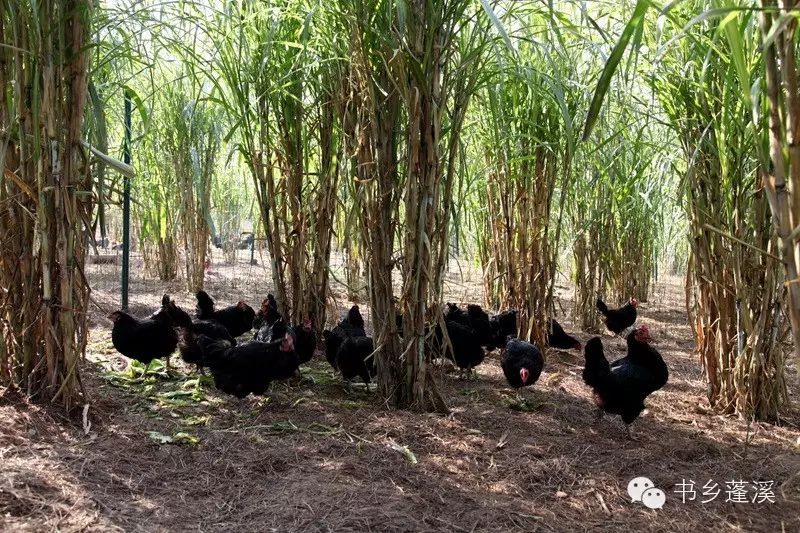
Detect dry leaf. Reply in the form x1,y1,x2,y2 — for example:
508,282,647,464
496,431,509,449
387,439,418,465
82,404,91,436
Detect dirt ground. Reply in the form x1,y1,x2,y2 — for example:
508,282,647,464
1,250,799,532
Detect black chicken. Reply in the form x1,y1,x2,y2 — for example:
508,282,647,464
501,337,544,397
322,306,374,389
489,309,518,349
335,335,376,390
445,303,468,324
190,331,297,398
253,294,281,331
322,329,345,370
195,290,255,338
436,319,485,377
254,315,289,343
323,305,368,368
466,304,494,348
168,302,235,345
596,297,638,335
294,319,317,366
340,304,367,337
254,316,315,365
546,318,582,351
162,295,236,371
109,295,178,372
582,325,668,438
444,303,495,349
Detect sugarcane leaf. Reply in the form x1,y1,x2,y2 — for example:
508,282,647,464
582,0,650,141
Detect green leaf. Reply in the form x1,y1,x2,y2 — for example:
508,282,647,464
158,390,194,399
582,0,650,141
182,415,209,426
121,85,151,134
480,0,516,57
172,432,200,445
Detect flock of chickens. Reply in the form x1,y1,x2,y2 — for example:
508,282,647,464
108,292,668,438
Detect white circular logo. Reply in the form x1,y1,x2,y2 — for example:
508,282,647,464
627,476,654,502
641,488,666,510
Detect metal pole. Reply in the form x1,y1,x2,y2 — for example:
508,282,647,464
250,233,255,265
121,91,132,310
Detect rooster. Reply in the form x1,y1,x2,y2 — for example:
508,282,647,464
596,296,638,336
582,325,668,438
323,305,367,367
466,304,494,349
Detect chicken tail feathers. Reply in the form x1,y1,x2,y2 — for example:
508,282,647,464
582,337,611,388
192,333,231,367
595,298,609,315
168,302,193,329
178,328,205,366
196,290,215,318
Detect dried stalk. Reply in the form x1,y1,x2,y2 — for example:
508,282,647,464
0,0,93,408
